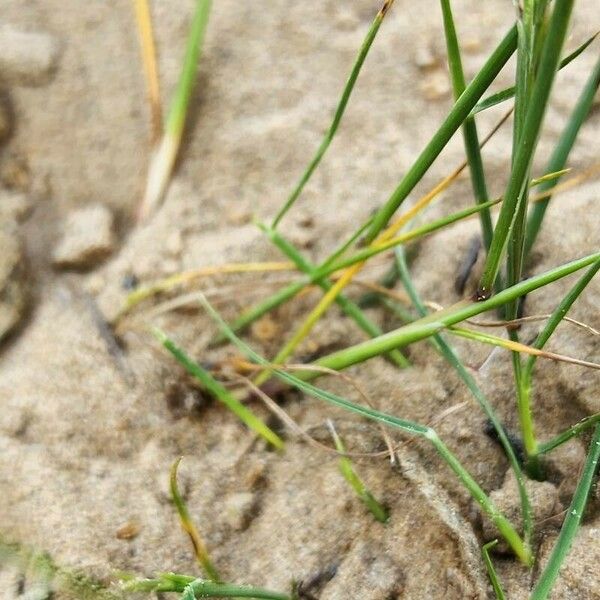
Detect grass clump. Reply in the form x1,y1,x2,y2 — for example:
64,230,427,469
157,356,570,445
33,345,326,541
125,0,600,597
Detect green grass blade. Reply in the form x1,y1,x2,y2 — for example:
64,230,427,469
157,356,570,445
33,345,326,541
364,25,517,244
439,0,493,250
198,295,531,564
153,328,284,449
395,247,533,546
472,33,598,115
126,573,290,599
220,198,499,340
138,0,211,220
211,219,374,343
271,1,395,228
524,259,600,377
258,222,409,367
530,425,600,600
186,578,291,599
478,0,575,297
482,541,506,600
538,413,600,455
310,252,600,374
170,458,221,582
327,420,389,523
525,54,600,255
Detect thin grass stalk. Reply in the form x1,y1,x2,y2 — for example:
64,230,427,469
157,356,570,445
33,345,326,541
255,196,502,375
505,3,551,478
212,218,374,342
530,425,600,600
306,252,600,375
198,295,531,564
223,198,500,340
133,0,162,141
126,573,290,599
471,32,598,115
478,0,575,297
153,328,284,449
170,458,220,582
517,260,600,467
184,579,291,600
327,420,389,523
138,0,211,221
394,247,533,547
439,0,493,251
217,158,588,343
363,25,517,244
482,541,506,600
538,413,600,455
525,54,600,254
272,0,396,227
258,223,408,367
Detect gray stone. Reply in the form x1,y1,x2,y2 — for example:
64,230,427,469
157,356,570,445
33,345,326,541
52,204,115,269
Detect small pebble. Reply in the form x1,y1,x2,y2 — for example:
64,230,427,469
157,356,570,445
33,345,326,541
226,207,252,226
223,491,257,531
0,25,60,86
52,203,115,269
116,521,141,540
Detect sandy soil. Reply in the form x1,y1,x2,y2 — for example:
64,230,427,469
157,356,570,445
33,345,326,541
1,1,599,598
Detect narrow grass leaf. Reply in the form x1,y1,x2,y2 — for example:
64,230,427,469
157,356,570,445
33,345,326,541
538,413,600,455
479,0,576,296
524,259,600,377
364,25,517,243
525,54,600,254
482,541,506,600
471,32,598,115
153,328,284,449
170,458,220,582
395,247,533,546
309,252,600,375
198,295,531,564
257,222,408,367
327,420,389,523
530,425,600,600
439,0,493,250
133,0,162,141
271,0,395,227
138,0,211,221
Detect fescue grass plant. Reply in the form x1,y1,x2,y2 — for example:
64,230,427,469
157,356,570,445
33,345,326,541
124,1,600,598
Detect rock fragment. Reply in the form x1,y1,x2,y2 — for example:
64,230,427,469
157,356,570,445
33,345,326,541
52,204,115,269
0,26,60,86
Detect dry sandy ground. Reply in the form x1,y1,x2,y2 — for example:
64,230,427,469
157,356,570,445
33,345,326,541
1,1,599,598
